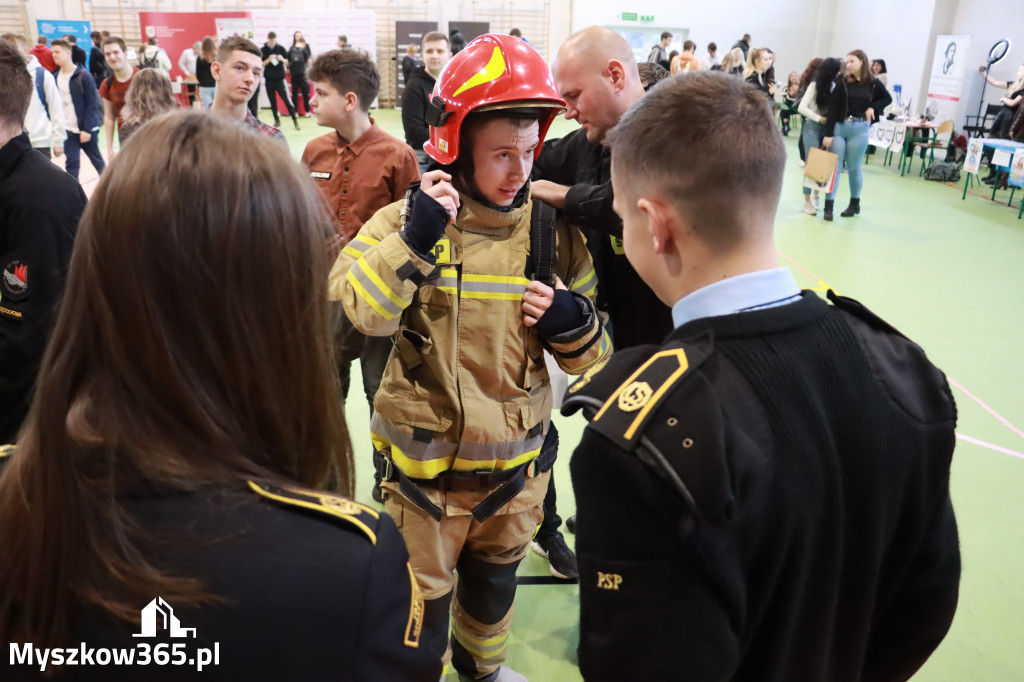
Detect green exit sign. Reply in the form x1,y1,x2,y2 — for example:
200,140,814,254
640,14,655,21
620,11,638,21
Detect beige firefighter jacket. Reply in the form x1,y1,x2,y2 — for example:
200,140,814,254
328,191,610,487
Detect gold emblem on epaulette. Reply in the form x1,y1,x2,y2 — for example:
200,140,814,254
320,495,363,516
617,381,652,412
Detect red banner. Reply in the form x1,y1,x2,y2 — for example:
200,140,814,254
138,11,248,81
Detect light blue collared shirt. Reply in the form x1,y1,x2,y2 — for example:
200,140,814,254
671,267,803,329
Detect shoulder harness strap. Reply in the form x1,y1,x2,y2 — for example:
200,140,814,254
527,197,557,287
247,481,381,545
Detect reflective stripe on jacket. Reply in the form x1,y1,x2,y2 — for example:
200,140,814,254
329,192,610,484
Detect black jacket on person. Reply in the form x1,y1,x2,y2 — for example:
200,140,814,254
0,463,441,682
401,65,436,154
70,43,87,67
533,128,673,349
89,45,110,84
51,64,103,132
261,43,288,80
402,54,421,84
565,290,960,682
288,45,311,77
0,133,86,443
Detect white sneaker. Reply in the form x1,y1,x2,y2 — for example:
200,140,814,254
802,199,817,215
798,160,806,167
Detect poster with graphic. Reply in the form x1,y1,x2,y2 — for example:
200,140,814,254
215,18,256,43
138,12,249,80
1009,149,1024,188
964,137,984,174
925,35,971,124
37,20,92,68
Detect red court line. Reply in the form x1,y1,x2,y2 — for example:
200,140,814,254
776,249,1024,443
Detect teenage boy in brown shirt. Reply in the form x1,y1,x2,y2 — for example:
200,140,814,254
302,49,419,499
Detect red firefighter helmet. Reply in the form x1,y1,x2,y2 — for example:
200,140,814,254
423,33,565,165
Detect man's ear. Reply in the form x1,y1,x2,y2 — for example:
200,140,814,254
346,92,360,112
211,61,221,81
606,59,627,93
636,197,676,254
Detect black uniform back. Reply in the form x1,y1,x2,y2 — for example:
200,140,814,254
0,132,86,443
564,291,960,681
1,452,439,682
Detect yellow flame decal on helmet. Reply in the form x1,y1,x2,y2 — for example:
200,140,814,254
452,46,506,98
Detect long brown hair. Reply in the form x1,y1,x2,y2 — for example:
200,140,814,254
799,57,822,90
0,112,351,647
845,49,873,83
121,68,177,125
201,35,216,63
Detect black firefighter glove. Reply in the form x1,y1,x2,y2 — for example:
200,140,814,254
534,289,587,337
401,189,450,259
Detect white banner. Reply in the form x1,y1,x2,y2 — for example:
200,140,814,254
964,137,984,174
215,18,255,43
250,10,377,64
925,35,971,124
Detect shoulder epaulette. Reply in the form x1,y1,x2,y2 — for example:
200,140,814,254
564,336,713,451
247,481,381,545
564,335,740,529
827,289,906,338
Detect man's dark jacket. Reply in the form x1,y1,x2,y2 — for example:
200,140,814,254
401,65,436,155
534,128,672,348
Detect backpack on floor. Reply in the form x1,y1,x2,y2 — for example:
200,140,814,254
923,161,961,183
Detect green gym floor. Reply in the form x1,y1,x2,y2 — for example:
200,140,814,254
78,109,1023,680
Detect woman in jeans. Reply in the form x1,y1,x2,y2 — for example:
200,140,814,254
196,37,217,110
823,50,891,220
798,58,843,215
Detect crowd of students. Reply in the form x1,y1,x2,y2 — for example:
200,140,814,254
0,24,962,682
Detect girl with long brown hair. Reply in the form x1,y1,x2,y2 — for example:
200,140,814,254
118,67,177,141
821,49,891,220
0,111,439,681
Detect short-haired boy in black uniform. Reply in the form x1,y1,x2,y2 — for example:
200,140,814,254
564,71,961,681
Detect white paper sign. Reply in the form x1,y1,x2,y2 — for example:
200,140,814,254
891,124,907,152
992,148,1012,167
964,137,984,174
869,121,894,148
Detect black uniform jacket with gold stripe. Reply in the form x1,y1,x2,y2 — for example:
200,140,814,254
0,446,439,682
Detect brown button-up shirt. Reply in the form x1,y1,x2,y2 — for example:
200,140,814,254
301,120,421,241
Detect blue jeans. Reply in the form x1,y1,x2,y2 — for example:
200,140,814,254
827,120,869,201
64,130,105,181
199,86,216,110
802,119,825,196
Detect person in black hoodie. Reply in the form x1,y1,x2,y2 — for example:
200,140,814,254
401,31,451,168
566,70,959,682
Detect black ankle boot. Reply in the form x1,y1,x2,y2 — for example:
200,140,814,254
823,199,834,221
841,198,860,217
292,114,300,131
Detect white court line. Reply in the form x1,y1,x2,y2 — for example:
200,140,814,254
956,433,1024,460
